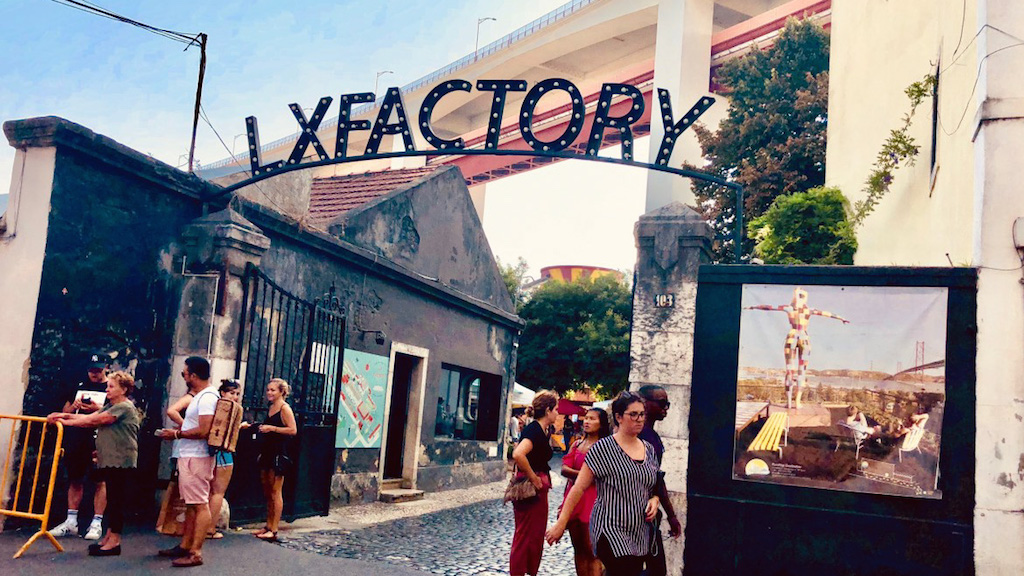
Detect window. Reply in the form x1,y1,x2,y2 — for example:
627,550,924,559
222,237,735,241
435,364,501,441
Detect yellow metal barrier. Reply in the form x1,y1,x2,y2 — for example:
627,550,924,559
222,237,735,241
0,415,64,559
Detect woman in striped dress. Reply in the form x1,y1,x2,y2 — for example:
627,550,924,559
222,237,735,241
546,391,661,576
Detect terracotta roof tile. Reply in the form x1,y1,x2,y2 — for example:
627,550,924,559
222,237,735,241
309,166,439,222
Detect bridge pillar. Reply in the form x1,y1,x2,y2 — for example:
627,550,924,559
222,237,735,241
645,0,715,212
630,202,713,575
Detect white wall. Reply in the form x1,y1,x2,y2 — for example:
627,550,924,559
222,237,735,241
0,146,54,520
829,1,1024,574
827,0,978,266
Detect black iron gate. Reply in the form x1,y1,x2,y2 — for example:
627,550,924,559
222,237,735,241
227,263,345,524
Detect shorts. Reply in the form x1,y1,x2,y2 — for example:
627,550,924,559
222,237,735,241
177,456,215,505
215,451,233,468
64,447,100,483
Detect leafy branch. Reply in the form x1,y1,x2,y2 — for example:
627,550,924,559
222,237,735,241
851,74,936,227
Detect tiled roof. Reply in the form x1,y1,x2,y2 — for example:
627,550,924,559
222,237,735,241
308,166,439,223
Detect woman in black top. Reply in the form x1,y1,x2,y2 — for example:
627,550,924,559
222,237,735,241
510,389,559,576
254,378,297,542
546,391,661,576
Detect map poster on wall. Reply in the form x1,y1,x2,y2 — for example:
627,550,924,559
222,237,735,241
732,284,947,499
335,349,389,449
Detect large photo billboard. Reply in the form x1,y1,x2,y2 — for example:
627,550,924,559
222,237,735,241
732,284,947,498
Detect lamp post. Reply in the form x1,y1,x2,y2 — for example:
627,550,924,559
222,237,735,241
475,17,496,60
373,70,394,99
231,133,245,157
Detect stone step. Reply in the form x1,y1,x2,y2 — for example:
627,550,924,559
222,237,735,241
380,478,404,490
379,488,425,503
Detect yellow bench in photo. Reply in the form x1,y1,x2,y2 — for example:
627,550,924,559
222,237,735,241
747,411,788,458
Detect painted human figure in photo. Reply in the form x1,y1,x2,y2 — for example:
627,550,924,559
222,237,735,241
744,287,849,409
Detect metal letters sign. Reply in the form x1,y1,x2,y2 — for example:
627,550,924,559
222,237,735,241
235,78,722,186
223,77,744,260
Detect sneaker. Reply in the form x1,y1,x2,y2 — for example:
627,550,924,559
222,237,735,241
84,519,103,540
50,518,78,537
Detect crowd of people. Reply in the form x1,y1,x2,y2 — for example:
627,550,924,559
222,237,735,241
508,386,681,576
43,351,685,574
46,353,297,567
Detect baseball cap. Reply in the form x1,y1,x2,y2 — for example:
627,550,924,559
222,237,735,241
87,353,109,370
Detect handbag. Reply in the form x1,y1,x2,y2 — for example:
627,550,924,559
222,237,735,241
272,453,293,475
503,463,537,505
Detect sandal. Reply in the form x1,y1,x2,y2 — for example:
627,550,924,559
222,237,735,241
255,530,278,542
252,526,270,537
206,531,224,540
171,552,204,568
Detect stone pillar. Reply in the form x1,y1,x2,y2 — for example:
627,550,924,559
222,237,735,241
629,202,712,575
645,0,715,212
160,209,269,477
972,2,1024,573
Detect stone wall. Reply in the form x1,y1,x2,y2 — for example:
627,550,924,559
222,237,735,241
628,202,712,575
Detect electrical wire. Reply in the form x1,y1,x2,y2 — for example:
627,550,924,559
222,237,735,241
49,0,198,46
197,105,294,218
939,41,1024,136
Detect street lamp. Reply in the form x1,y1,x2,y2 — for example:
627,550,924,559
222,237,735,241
475,17,496,59
374,70,394,99
231,133,246,157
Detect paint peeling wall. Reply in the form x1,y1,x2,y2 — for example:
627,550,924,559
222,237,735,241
239,175,521,503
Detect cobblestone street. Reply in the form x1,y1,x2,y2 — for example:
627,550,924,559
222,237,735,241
280,465,577,575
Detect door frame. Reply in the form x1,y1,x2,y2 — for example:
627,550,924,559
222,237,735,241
378,342,429,489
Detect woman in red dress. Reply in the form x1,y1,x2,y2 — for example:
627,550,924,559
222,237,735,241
559,407,610,576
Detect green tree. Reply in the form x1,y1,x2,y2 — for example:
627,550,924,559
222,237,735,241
497,256,530,313
690,18,830,261
748,186,857,264
516,275,631,396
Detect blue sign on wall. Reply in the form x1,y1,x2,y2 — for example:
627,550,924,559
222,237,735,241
335,349,390,449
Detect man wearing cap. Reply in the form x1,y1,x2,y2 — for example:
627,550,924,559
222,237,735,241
638,385,682,576
51,353,109,540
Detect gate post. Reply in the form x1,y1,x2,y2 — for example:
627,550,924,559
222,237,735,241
160,209,269,475
629,202,713,575
175,207,270,387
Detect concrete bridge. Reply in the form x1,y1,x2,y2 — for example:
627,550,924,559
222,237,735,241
200,0,830,212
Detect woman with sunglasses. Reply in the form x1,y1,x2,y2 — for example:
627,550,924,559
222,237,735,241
546,391,661,576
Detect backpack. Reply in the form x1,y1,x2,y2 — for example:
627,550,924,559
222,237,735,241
208,398,243,453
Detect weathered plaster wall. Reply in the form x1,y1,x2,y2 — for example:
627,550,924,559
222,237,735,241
2,117,222,518
241,179,522,502
829,2,1024,574
329,165,514,312
0,146,54,522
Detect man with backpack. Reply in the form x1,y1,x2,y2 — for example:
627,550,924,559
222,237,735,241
157,356,218,567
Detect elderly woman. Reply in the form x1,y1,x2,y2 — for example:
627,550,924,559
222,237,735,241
49,371,139,557
253,378,297,542
546,391,661,576
510,389,559,576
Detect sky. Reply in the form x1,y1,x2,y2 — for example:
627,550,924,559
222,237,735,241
738,284,949,375
0,0,650,278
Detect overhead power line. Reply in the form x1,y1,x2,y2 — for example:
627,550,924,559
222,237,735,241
50,0,207,172
50,0,199,45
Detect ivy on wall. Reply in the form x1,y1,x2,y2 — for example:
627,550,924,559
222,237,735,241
850,74,937,227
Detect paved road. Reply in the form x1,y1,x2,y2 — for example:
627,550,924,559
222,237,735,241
280,488,577,576
0,526,430,575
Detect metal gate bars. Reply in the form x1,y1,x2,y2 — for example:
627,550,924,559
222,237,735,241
228,263,345,523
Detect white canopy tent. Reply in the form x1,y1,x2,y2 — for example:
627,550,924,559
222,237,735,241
511,382,536,407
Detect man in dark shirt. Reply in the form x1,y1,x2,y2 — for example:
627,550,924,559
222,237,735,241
51,353,109,540
638,385,682,576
